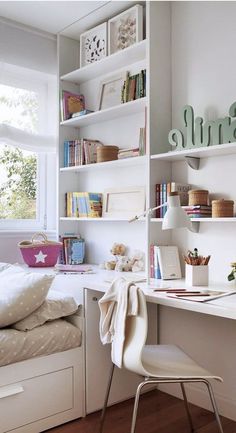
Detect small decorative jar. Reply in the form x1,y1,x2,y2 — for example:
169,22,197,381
212,199,234,218
188,189,209,206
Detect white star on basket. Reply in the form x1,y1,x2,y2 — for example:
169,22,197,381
34,250,47,264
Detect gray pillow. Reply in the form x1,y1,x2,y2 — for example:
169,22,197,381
13,290,78,331
0,265,54,328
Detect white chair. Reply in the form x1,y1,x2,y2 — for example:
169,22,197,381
99,287,224,433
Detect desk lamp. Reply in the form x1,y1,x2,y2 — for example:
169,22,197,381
130,192,192,231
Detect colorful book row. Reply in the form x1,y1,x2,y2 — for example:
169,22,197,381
59,234,85,265
121,70,146,104
155,182,192,218
64,139,102,167
66,192,102,218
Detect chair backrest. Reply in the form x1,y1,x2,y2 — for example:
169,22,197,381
122,288,148,376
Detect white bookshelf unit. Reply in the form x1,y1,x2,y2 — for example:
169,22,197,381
57,1,236,421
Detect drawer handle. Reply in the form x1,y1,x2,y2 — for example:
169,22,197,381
0,384,24,399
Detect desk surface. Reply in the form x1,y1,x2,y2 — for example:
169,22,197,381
25,265,236,321
53,266,236,321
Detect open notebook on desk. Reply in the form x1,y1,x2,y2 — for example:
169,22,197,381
152,288,236,303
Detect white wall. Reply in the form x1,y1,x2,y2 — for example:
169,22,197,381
159,2,236,420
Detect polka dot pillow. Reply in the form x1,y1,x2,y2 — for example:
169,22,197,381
0,265,54,328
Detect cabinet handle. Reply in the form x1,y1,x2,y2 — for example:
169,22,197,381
92,296,98,302
0,384,24,399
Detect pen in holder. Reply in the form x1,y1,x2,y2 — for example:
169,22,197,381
183,249,210,286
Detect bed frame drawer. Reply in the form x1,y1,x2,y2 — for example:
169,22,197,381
0,347,84,433
1,367,73,432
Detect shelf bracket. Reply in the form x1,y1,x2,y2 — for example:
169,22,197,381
185,156,200,170
191,222,200,233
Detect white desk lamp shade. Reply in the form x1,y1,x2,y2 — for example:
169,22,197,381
162,193,192,231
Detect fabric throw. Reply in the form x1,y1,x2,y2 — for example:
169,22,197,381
13,290,78,331
0,265,54,328
99,277,139,368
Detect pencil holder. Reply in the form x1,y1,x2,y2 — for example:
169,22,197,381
185,264,209,286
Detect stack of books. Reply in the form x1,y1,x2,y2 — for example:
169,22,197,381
118,147,140,159
59,234,85,265
183,205,212,218
66,192,102,218
60,90,85,121
121,70,146,103
155,182,191,218
64,139,102,167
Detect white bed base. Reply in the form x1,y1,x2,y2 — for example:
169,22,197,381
0,272,86,432
0,345,85,433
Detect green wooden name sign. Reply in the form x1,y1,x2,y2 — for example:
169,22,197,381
168,102,236,150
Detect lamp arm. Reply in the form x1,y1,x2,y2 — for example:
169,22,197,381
129,202,167,223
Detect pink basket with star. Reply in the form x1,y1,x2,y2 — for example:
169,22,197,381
18,232,62,267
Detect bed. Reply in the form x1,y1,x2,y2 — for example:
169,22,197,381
0,265,85,433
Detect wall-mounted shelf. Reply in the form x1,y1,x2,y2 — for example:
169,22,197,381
61,40,146,85
60,217,145,222
151,142,236,163
60,97,147,128
60,155,146,173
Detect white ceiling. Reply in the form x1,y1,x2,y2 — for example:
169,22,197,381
0,1,108,35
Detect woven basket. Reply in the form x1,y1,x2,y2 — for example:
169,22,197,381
97,145,119,163
18,232,62,267
188,189,209,206
212,199,234,218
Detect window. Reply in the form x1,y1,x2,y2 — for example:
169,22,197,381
0,63,56,231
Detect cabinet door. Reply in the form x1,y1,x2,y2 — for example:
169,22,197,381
85,289,157,413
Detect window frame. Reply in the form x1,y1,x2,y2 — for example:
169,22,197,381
0,63,56,232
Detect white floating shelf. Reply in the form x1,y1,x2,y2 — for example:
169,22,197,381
151,142,236,162
60,217,145,222
60,155,147,173
61,40,146,84
60,98,146,128
151,217,236,223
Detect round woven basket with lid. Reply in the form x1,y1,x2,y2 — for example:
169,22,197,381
212,199,234,217
188,189,209,206
97,145,119,163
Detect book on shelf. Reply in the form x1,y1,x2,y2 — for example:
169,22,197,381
59,234,85,265
121,69,146,104
150,244,161,279
61,90,85,121
55,264,92,273
72,109,94,118
64,139,103,167
183,205,212,218
118,147,140,159
155,182,191,218
66,192,102,218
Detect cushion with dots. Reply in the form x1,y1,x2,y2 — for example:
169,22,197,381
0,265,54,328
13,290,78,331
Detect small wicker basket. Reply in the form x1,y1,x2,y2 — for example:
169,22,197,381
97,145,119,163
212,199,234,218
188,189,209,206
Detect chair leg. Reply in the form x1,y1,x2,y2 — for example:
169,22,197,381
204,380,224,433
180,383,195,433
130,381,147,433
98,362,115,433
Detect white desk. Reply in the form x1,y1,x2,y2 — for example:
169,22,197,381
53,266,236,320
31,265,236,417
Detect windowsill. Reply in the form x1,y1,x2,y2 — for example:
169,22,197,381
0,229,57,238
